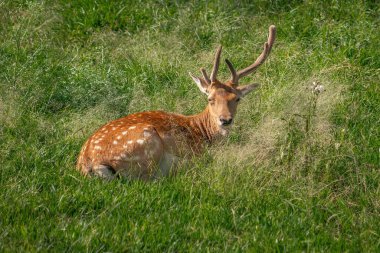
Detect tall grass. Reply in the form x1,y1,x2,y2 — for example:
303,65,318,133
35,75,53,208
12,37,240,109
1,0,379,251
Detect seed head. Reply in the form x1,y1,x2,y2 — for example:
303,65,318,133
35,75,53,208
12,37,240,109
311,81,325,94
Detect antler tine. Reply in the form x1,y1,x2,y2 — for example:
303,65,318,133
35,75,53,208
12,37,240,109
225,59,238,84
236,25,276,80
210,45,222,82
200,68,211,84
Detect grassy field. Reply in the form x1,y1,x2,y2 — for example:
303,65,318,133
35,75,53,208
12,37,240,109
1,0,379,251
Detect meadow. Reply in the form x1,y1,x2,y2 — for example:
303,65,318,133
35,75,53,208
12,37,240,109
0,0,379,251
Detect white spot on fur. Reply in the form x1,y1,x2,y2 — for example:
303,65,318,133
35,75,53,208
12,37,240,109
129,126,136,130
113,140,118,145
94,140,100,144
143,131,152,137
117,135,122,140
122,131,128,135
114,156,121,160
112,127,116,130
137,139,145,144
127,140,133,144
94,146,102,150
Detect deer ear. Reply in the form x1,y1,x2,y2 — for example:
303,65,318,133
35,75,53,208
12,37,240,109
189,72,209,95
237,83,260,97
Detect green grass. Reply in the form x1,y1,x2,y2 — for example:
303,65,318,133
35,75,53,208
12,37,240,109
1,0,379,251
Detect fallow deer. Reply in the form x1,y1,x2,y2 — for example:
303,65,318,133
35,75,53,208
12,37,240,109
77,25,276,180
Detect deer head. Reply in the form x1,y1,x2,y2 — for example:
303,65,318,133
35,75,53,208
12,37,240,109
189,25,276,131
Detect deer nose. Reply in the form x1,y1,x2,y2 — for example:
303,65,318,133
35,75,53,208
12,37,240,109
220,117,233,126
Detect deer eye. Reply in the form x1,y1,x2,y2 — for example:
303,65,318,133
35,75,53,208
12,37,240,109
236,97,241,102
208,98,215,104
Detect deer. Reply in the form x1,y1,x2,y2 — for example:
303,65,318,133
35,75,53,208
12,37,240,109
77,25,276,180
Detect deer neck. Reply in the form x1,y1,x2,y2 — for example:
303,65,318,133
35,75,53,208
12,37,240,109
187,106,222,143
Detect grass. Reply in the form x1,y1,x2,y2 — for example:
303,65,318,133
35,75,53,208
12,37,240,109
0,0,379,251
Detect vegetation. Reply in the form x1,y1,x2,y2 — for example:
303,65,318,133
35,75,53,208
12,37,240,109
1,0,379,251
